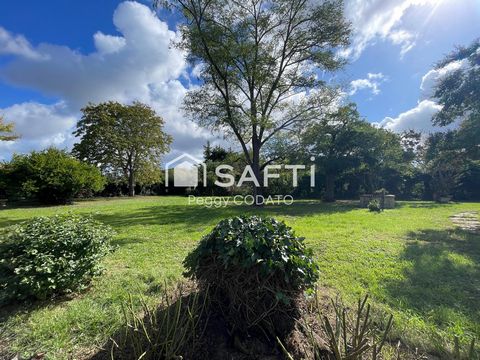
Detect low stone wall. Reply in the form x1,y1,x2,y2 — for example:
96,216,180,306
359,194,395,209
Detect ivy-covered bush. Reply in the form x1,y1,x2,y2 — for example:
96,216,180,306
183,216,319,335
0,213,113,303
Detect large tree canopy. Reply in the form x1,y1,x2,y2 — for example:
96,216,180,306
301,104,406,201
424,40,480,200
0,115,19,141
73,102,172,196
159,0,350,203
433,39,480,128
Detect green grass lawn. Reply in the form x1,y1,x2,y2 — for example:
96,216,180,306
1,197,479,359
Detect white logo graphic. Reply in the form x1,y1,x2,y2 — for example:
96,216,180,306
165,154,207,187
165,153,315,189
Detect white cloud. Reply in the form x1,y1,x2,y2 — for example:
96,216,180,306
1,1,186,109
0,102,75,140
0,102,77,160
0,1,218,161
349,72,387,96
378,41,471,135
93,32,126,55
379,100,443,133
343,0,440,59
0,27,45,60
420,58,469,98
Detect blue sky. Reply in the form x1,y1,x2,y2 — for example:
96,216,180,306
0,0,479,161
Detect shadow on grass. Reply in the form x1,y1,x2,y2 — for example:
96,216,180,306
92,200,358,230
394,201,456,209
385,228,480,330
0,198,360,230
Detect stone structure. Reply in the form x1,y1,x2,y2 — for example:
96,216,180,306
359,194,395,209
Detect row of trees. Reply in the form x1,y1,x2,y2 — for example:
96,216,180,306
191,30,478,201
156,0,478,204
0,103,172,204
195,105,477,202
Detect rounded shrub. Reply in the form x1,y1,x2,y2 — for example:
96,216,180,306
183,216,319,335
368,199,382,212
0,213,113,303
1,147,105,205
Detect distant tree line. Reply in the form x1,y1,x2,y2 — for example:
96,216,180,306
0,102,172,204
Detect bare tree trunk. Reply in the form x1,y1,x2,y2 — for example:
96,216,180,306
252,139,264,206
128,171,135,197
324,172,335,202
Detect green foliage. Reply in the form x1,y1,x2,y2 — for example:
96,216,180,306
0,213,113,303
300,104,409,201
0,115,19,141
368,199,382,213
433,40,480,128
161,0,350,203
420,40,480,201
73,101,172,196
1,148,105,204
183,215,319,334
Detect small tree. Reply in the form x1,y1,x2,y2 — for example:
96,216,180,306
73,102,172,196
0,115,19,141
158,0,350,204
1,148,105,204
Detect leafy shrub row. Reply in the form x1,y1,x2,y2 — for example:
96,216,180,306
0,148,105,204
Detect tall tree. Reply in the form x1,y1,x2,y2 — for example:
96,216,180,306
424,40,480,200
73,102,172,196
0,116,19,141
301,104,408,201
301,104,364,201
159,0,350,204
432,39,480,131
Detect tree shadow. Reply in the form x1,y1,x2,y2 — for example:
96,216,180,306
394,201,456,209
385,228,480,330
92,200,358,230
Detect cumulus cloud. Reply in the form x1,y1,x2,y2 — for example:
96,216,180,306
343,0,440,59
0,1,217,161
0,27,44,60
420,58,469,98
379,57,466,134
349,72,387,96
0,102,75,140
1,1,186,108
379,100,442,133
0,102,77,160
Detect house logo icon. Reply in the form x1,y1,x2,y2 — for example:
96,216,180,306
165,153,207,187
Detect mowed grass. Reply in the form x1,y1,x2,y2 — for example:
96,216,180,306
0,197,479,359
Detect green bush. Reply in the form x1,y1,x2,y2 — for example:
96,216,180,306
1,147,105,204
368,199,382,212
183,216,319,335
0,213,113,303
